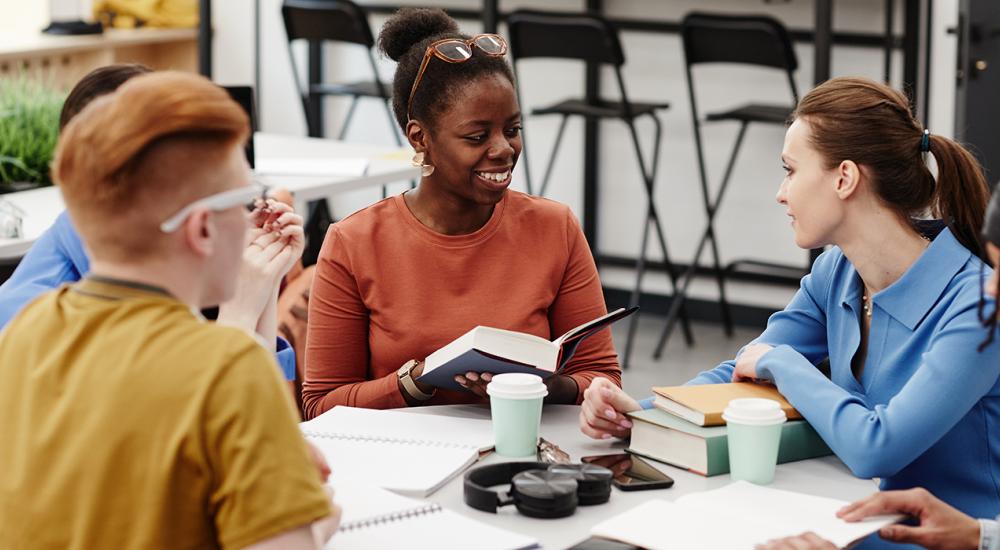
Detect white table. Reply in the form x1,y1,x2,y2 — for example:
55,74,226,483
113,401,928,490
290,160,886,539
406,404,878,549
0,133,419,259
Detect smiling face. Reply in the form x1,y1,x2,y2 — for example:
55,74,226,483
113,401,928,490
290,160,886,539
415,73,522,206
775,118,846,250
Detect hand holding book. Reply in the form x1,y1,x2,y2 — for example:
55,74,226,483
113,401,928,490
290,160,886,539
416,307,637,393
579,377,641,440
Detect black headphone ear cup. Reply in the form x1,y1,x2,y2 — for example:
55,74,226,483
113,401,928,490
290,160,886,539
511,469,578,519
548,463,613,506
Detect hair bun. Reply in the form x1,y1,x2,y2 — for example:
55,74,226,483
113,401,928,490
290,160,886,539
378,8,459,62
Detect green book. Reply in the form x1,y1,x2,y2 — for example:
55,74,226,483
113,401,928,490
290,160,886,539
626,408,832,477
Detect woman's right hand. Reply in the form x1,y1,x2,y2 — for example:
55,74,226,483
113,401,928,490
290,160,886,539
579,377,640,440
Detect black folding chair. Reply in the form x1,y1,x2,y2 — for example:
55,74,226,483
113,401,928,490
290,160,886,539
506,10,694,368
282,0,407,260
281,0,399,144
652,12,800,358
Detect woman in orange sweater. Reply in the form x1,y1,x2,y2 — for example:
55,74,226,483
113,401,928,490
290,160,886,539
302,8,622,417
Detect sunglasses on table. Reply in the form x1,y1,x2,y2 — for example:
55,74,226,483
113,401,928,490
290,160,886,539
406,33,508,121
159,181,270,234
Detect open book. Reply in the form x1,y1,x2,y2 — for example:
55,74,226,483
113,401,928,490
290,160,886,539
328,481,538,550
418,307,637,391
589,482,900,549
301,407,494,497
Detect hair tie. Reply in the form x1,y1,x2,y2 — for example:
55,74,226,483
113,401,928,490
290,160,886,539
920,129,931,152
920,129,939,183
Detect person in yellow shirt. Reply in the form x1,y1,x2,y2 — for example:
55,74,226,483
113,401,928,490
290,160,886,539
0,71,339,548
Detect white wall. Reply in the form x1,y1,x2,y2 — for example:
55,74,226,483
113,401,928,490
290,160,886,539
211,0,961,275
0,1,49,36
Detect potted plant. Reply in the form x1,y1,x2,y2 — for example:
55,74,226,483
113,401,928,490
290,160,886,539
0,77,64,194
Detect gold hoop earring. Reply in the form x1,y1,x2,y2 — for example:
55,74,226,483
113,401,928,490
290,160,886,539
411,152,435,177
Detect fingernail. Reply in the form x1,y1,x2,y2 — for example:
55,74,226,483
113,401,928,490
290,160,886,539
620,420,632,428
605,408,616,420
482,373,492,382
601,433,612,439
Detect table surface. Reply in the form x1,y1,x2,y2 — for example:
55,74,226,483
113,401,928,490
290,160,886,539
0,133,418,259
404,404,877,549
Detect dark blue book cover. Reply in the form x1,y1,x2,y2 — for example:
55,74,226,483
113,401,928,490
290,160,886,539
417,349,555,392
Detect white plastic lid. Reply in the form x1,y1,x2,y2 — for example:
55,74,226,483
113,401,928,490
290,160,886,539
722,398,787,426
486,373,548,400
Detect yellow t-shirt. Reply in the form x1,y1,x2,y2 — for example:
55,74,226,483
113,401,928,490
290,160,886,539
0,277,331,549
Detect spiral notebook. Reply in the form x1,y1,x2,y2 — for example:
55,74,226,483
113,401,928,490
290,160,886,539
327,482,538,550
301,407,495,497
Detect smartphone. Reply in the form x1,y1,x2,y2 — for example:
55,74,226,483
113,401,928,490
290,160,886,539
581,452,674,491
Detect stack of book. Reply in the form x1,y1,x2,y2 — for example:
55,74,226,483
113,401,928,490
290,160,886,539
626,383,831,476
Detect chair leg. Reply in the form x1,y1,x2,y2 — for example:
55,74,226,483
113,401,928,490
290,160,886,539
622,116,695,357
623,203,654,370
538,115,569,198
337,96,360,141
652,122,751,357
706,122,750,337
642,114,695,347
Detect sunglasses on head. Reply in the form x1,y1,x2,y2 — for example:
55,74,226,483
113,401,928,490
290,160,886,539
406,33,508,122
160,181,269,234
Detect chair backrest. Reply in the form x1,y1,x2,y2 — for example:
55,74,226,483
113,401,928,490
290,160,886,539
681,12,797,73
222,86,256,168
281,0,374,47
506,10,625,66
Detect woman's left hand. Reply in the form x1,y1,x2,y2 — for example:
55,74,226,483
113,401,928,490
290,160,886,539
733,343,774,382
455,372,493,397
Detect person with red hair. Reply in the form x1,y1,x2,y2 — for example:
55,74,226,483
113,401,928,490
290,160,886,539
0,71,339,549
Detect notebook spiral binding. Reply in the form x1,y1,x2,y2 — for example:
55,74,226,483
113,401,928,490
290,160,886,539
339,503,443,532
301,430,475,449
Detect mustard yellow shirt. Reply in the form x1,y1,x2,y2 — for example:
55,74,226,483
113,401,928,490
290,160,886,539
0,277,331,549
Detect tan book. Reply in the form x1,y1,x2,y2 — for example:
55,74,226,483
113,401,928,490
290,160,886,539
651,382,801,426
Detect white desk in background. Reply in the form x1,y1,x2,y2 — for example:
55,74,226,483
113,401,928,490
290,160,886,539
0,133,419,260
406,404,878,550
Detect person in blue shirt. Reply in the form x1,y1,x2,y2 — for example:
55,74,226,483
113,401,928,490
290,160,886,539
0,64,301,381
755,193,1000,550
581,77,1000,548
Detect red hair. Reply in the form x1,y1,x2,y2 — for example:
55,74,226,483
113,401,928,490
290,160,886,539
53,71,250,261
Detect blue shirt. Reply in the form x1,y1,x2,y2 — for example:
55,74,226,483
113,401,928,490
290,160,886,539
0,212,297,380
643,228,1000,539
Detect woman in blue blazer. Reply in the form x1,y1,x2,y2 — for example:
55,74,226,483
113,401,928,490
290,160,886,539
581,77,1000,549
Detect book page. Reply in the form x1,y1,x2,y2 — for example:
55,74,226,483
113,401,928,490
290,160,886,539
677,482,899,547
591,483,899,549
590,500,777,550
308,435,479,497
301,406,495,451
553,307,635,346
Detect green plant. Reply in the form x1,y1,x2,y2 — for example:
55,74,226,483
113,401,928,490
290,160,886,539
0,77,65,193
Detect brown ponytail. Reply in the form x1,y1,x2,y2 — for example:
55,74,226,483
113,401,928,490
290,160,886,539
792,77,990,259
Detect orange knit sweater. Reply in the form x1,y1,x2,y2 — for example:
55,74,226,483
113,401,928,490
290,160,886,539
302,191,621,418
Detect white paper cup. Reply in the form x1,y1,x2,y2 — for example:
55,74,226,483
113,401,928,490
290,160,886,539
487,373,547,457
723,398,787,484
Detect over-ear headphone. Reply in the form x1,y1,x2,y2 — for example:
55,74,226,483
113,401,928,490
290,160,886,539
463,462,613,519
